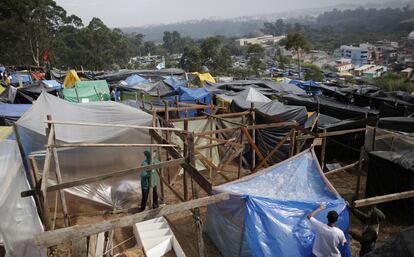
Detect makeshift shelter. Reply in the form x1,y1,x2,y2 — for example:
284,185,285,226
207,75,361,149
0,103,31,125
207,149,350,257
192,72,216,85
10,72,32,85
377,117,414,133
62,70,80,89
121,74,149,86
365,226,414,257
171,86,212,116
230,88,271,112
63,80,110,102
163,76,187,89
0,140,44,257
365,150,414,223
15,92,153,207
40,80,62,90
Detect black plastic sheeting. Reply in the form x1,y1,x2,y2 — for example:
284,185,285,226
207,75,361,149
253,101,308,164
365,150,414,224
282,94,379,120
378,117,414,133
365,226,414,257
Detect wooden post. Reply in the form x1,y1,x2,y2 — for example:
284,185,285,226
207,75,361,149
371,127,376,151
40,115,57,230
250,103,256,169
354,146,365,200
320,129,327,170
289,129,296,157
49,116,70,227
237,128,243,179
72,237,87,257
148,111,156,209
183,118,189,200
140,93,145,109
74,88,80,103
354,190,414,207
188,132,205,257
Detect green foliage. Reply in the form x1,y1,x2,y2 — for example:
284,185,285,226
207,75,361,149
285,32,309,77
163,31,183,54
302,63,323,82
368,73,414,92
180,46,202,72
246,44,265,74
200,37,232,73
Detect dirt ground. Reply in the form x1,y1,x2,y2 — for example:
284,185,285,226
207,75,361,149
49,156,406,257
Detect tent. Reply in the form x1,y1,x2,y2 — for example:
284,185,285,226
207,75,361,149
63,70,80,88
377,117,414,133
63,80,110,102
365,226,414,257
192,72,216,84
15,92,153,207
0,140,44,257
207,149,350,257
40,80,62,90
0,103,32,125
230,87,271,112
366,150,414,223
163,76,187,89
121,74,149,86
10,72,32,85
172,86,212,116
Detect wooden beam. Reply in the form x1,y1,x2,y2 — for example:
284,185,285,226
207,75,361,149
297,128,367,140
45,120,183,131
354,190,414,207
324,161,359,176
195,127,239,137
240,127,268,168
253,130,292,172
150,129,212,194
34,193,230,247
21,158,185,197
50,143,176,148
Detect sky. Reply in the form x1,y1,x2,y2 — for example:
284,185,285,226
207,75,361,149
55,0,395,27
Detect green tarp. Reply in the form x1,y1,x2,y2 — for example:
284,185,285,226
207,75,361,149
63,80,110,102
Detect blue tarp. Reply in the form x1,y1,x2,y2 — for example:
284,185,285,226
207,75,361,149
207,149,351,257
0,104,32,117
41,80,62,89
0,67,5,74
11,73,32,84
124,74,149,86
163,86,212,116
163,76,187,90
289,80,321,95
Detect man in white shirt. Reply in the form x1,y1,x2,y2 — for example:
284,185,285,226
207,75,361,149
307,204,347,257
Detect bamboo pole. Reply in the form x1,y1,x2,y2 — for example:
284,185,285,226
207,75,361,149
354,190,414,207
324,161,359,176
50,143,176,148
320,129,327,170
45,120,183,131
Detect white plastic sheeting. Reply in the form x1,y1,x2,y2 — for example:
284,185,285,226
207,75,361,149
0,140,45,257
15,92,153,208
171,119,220,170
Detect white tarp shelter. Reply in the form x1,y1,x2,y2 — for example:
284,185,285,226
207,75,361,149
0,140,45,257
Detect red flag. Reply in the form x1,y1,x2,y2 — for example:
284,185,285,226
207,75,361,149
42,51,49,62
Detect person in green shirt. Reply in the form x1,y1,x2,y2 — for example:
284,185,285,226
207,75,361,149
140,149,160,211
349,205,386,256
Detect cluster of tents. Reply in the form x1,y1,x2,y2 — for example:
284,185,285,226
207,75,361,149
0,67,413,257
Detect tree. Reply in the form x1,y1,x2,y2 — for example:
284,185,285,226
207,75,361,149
200,37,232,73
163,31,182,54
247,44,265,74
180,46,202,72
285,32,309,78
304,64,323,81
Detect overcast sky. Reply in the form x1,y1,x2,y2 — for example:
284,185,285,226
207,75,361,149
55,0,395,27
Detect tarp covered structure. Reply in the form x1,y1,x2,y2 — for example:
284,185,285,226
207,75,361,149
365,150,414,224
378,117,414,133
207,149,350,257
0,103,32,125
16,92,153,207
62,70,80,89
230,87,271,112
122,74,149,86
63,80,110,102
0,140,44,257
365,226,414,257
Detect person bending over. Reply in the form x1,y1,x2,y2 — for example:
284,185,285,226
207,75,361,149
307,204,347,257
